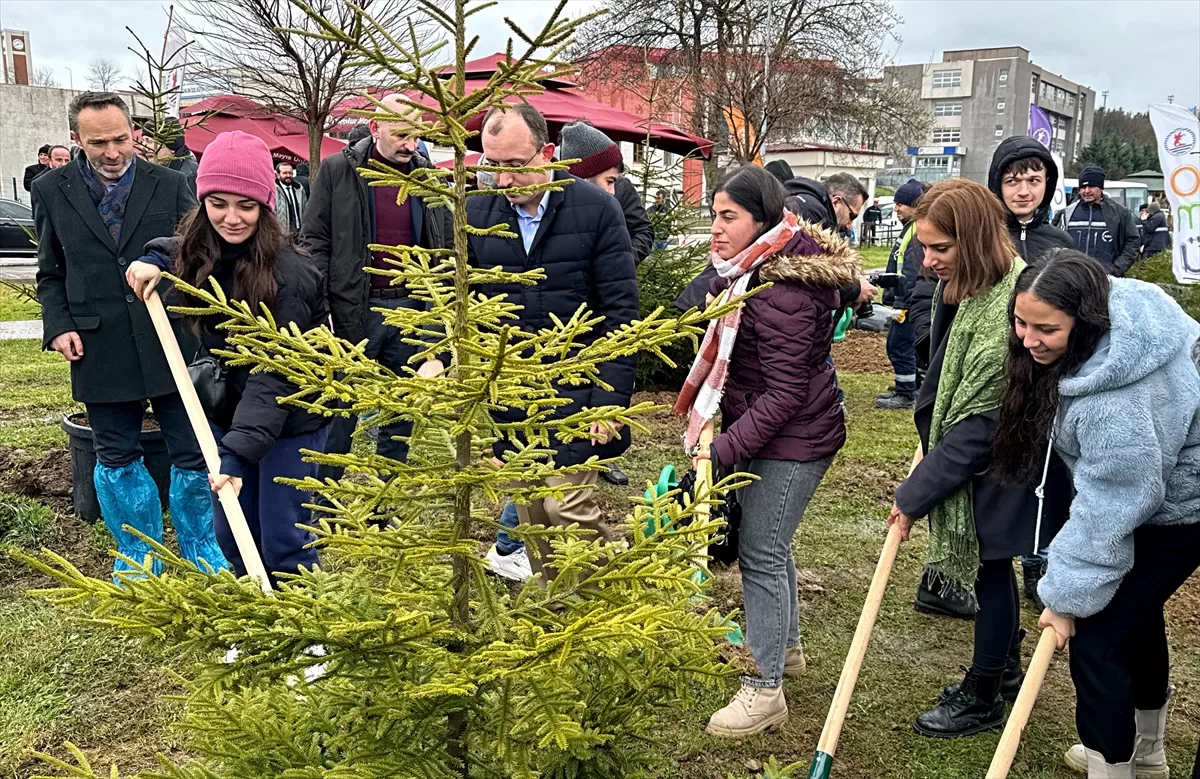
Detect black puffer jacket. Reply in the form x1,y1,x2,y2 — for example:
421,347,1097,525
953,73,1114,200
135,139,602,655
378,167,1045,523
143,237,329,475
467,172,639,467
988,137,1075,263
300,137,449,344
1141,210,1170,257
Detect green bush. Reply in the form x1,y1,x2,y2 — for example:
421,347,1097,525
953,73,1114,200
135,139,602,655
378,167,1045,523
1126,250,1200,322
0,493,54,549
636,245,708,390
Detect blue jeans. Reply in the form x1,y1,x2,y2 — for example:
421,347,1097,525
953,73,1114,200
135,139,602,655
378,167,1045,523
738,456,833,688
495,500,523,555
885,317,917,398
318,296,423,483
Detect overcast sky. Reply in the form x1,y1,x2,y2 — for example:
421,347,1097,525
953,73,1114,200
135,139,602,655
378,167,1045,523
2,0,1197,112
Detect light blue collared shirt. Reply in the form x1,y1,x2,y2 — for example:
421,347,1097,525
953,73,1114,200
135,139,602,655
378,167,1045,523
511,190,551,252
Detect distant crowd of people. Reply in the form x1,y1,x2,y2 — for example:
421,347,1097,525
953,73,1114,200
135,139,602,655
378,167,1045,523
31,90,1200,779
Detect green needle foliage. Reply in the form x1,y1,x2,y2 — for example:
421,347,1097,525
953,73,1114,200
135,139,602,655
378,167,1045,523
19,1,754,777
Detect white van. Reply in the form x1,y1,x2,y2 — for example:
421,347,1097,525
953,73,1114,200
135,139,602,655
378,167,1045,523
857,196,904,246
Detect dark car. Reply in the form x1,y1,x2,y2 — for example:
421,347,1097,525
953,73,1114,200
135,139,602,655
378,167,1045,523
0,199,37,258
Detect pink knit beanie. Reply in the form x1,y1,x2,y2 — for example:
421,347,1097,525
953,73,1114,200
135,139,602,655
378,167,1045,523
196,131,277,209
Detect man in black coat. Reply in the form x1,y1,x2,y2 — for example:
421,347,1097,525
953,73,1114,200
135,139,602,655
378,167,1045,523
23,145,51,192
431,104,638,583
33,92,221,579
301,94,449,474
1141,201,1171,259
989,137,1074,265
1052,165,1141,276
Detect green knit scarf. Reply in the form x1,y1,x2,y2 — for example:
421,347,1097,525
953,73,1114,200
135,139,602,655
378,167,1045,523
925,257,1025,600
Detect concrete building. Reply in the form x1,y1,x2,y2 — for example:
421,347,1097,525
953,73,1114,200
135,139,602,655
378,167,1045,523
764,142,887,198
1,84,156,203
883,47,1095,186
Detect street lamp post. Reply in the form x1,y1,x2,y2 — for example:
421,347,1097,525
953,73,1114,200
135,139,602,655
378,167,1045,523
65,67,73,90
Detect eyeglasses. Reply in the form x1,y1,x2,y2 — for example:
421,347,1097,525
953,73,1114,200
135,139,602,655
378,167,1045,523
476,149,546,189
835,196,860,222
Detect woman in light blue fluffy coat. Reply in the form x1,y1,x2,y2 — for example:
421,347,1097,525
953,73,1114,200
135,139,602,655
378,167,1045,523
993,249,1200,779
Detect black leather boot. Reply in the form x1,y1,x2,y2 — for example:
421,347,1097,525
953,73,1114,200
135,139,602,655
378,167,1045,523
914,566,976,620
914,668,1006,738
1022,558,1046,609
940,629,1026,703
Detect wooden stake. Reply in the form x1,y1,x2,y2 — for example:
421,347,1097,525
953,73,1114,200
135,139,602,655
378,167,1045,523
144,292,273,594
986,626,1059,778
808,445,922,779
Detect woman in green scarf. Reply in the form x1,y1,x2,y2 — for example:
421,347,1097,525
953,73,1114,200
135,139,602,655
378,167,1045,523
886,179,1072,739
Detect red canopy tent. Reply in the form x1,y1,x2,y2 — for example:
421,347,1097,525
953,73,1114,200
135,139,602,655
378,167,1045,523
179,95,345,162
330,54,712,158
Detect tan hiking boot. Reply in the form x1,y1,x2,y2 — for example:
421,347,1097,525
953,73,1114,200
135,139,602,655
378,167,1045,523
784,645,807,677
1064,686,1174,779
705,684,787,738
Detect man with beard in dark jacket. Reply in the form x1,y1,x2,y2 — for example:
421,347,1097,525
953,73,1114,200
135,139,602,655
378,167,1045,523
431,104,637,584
301,94,449,479
1052,165,1141,276
987,136,1075,608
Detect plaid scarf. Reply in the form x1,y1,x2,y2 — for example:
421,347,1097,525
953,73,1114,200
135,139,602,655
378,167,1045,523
674,210,802,450
77,153,135,245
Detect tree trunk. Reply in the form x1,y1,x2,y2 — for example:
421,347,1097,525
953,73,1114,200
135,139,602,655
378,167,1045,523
308,123,323,181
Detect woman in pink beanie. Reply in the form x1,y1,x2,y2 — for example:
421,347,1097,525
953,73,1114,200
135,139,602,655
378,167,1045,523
124,130,330,584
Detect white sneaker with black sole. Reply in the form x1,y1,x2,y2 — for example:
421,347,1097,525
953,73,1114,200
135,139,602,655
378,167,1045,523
485,544,533,581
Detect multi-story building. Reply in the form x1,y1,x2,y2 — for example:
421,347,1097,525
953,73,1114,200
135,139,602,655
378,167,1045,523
883,47,1095,185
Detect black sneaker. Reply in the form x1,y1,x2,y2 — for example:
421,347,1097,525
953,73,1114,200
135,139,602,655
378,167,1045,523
602,465,629,486
940,629,1027,703
914,668,1006,738
875,394,915,410
914,567,976,620
1022,558,1046,609
875,386,898,402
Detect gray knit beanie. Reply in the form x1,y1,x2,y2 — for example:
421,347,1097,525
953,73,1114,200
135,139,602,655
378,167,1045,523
559,121,623,180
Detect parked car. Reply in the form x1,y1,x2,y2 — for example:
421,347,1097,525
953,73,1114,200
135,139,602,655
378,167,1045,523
0,199,37,258
855,196,905,246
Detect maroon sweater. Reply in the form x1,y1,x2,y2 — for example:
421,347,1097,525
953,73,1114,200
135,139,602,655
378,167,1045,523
370,150,414,288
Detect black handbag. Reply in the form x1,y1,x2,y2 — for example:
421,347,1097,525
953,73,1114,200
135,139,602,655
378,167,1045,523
188,351,228,418
674,466,741,565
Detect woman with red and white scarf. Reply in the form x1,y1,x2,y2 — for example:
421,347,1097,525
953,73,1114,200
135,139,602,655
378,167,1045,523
675,165,861,738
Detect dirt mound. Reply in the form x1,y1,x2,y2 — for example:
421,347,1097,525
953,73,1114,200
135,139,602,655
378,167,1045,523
0,447,73,499
832,330,891,375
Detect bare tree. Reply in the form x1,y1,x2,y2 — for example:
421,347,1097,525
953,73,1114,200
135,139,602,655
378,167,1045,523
178,0,431,177
573,0,930,166
31,67,60,87
86,57,124,90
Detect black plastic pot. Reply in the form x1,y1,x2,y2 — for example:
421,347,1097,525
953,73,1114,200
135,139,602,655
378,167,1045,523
61,413,172,523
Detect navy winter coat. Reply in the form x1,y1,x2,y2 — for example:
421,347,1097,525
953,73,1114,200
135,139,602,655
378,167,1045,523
708,223,859,466
1141,211,1170,257
467,172,639,467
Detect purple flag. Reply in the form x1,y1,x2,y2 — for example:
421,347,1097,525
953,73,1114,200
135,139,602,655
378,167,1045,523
1029,105,1053,149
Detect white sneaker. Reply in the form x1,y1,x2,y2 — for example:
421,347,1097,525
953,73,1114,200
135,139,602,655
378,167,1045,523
705,683,787,738
485,544,533,581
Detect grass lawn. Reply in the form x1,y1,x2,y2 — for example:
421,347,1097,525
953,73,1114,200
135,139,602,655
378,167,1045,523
0,334,1197,778
0,285,40,323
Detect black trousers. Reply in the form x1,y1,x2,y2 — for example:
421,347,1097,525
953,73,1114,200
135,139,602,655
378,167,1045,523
1070,522,1200,764
85,393,205,471
973,557,1020,674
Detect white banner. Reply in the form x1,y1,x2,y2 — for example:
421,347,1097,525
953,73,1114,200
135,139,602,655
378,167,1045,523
1050,151,1067,219
164,20,188,118
1149,104,1200,284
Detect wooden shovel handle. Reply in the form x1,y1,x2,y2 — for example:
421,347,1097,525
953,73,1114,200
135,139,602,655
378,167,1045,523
144,291,273,594
986,626,1059,777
